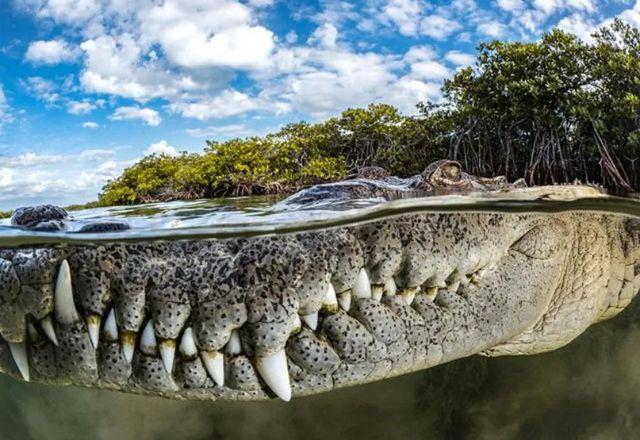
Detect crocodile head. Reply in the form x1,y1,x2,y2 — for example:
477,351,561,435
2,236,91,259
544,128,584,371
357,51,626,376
0,165,638,402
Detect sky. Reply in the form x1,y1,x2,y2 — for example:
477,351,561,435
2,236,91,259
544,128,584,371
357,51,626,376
0,0,639,210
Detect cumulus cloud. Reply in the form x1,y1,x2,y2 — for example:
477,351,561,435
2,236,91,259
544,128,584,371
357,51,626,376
79,149,113,160
0,84,11,128
445,50,475,66
309,23,339,49
25,39,80,64
168,89,284,120
67,100,95,115
82,121,99,129
420,15,462,40
110,106,161,126
145,140,179,156
382,0,423,36
4,152,63,167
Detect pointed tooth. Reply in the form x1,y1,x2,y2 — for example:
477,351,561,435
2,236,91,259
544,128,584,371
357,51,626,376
104,308,118,342
300,312,318,330
338,290,352,311
353,268,372,299
86,314,101,349
256,349,291,402
140,321,157,355
9,342,29,381
159,339,176,373
179,327,198,358
121,330,137,363
225,329,242,355
322,283,339,313
40,315,58,346
55,259,79,325
200,350,224,386
384,278,397,296
372,286,383,302
292,314,302,334
27,322,41,342
399,288,418,305
448,280,461,292
426,287,439,301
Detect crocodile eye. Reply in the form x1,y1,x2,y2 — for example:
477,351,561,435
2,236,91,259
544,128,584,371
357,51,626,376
511,224,565,260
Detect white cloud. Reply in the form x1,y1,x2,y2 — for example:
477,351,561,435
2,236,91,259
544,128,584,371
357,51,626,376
110,106,161,126
445,50,475,66
309,23,339,49
168,89,278,120
145,140,179,156
18,0,101,25
420,15,462,40
0,168,15,188
477,20,508,38
25,39,79,64
382,0,423,36
410,60,450,80
22,77,59,103
82,121,100,129
0,84,11,128
186,123,264,139
79,149,113,160
4,152,63,167
496,0,525,12
67,100,95,115
139,0,275,70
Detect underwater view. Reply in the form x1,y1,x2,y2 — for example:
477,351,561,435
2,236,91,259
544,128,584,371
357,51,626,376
0,182,640,439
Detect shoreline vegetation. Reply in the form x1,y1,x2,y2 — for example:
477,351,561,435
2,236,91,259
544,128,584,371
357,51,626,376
3,20,640,218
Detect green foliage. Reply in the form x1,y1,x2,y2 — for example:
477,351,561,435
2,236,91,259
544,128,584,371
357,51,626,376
0,210,12,219
96,20,640,206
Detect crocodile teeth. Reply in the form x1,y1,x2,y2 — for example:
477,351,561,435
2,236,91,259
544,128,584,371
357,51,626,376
322,283,338,313
301,312,318,330
225,329,242,355
55,259,79,325
400,288,418,305
353,268,372,299
40,315,58,346
384,278,397,296
256,349,291,402
292,314,302,333
9,342,29,381
179,327,198,358
104,308,118,342
200,350,224,386
338,290,352,311
86,314,101,349
372,286,384,302
121,330,137,364
159,339,176,373
140,321,157,355
448,281,461,292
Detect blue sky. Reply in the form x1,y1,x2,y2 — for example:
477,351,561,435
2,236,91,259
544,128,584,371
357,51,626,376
0,0,638,209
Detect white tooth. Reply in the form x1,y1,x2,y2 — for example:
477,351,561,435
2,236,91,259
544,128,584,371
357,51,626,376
322,283,338,313
338,290,352,311
225,329,242,355
353,268,372,299
448,281,461,292
121,331,136,364
40,315,58,346
179,327,198,358
54,259,79,325
400,288,418,305
104,308,118,342
86,314,101,349
372,286,383,302
9,342,29,381
292,314,302,333
384,278,397,296
200,350,224,386
256,349,291,402
159,339,176,373
301,312,318,330
140,321,157,355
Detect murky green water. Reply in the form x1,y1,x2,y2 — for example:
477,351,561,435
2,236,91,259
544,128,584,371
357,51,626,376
0,296,639,440
2,187,640,439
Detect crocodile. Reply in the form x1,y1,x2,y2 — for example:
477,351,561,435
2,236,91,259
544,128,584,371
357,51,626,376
0,160,638,402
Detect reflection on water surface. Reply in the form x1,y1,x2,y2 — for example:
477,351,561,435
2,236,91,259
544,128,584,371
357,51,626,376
0,295,638,440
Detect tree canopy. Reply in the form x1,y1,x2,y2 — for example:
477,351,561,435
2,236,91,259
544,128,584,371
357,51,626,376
96,19,640,207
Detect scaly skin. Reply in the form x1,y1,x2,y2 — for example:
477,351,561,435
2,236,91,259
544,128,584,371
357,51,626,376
0,163,638,401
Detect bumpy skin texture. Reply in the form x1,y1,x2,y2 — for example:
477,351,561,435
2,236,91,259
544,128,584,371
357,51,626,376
0,163,638,401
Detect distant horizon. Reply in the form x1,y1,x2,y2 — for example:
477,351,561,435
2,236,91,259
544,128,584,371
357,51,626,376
1,0,638,210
